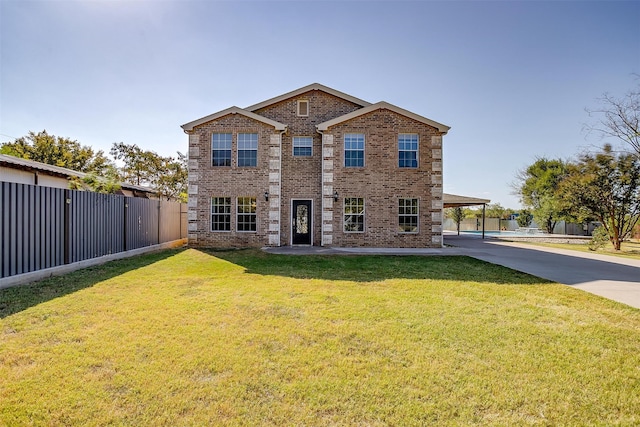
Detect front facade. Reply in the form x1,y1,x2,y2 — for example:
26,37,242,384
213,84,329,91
182,84,449,248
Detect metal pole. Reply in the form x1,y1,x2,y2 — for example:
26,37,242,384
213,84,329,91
482,204,486,239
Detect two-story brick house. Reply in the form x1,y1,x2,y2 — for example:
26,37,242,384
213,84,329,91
181,83,450,248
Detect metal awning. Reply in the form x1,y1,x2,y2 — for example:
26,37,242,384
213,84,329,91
443,193,490,208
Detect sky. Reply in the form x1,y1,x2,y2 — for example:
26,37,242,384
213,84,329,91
1,0,639,208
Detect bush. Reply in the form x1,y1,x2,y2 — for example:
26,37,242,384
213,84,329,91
588,226,609,251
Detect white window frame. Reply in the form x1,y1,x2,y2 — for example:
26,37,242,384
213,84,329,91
398,133,419,168
236,196,257,232
211,133,232,167
344,133,365,168
398,198,419,233
297,100,309,117
292,136,313,157
237,133,258,167
343,197,365,233
211,197,232,232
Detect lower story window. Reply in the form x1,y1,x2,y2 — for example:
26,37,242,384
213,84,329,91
211,197,231,231
398,198,419,233
344,197,364,232
237,197,257,232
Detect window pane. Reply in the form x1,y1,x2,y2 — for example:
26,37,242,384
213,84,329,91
211,197,231,231
293,137,313,157
344,134,364,167
237,197,257,232
344,197,364,232
399,134,418,168
212,134,232,167
398,198,418,233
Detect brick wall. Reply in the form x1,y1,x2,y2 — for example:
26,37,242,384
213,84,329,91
186,89,445,248
254,90,364,246
186,114,277,248
325,109,444,248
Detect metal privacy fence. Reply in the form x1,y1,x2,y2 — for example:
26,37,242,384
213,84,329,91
1,182,187,279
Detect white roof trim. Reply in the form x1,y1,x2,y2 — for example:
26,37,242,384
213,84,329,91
181,106,287,132
316,101,451,134
245,83,371,112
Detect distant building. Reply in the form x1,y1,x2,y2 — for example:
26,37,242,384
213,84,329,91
0,154,156,198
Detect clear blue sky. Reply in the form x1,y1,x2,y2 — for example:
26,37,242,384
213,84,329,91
1,0,638,208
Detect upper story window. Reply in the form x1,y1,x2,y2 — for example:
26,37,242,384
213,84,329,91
398,198,419,233
212,133,232,167
293,137,313,157
237,133,258,167
344,197,365,233
344,133,364,167
398,134,419,168
297,100,309,117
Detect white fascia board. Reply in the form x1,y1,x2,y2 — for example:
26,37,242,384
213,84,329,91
181,106,287,132
245,83,371,112
316,101,451,134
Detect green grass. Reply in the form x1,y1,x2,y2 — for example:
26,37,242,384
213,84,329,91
1,249,639,426
516,240,640,260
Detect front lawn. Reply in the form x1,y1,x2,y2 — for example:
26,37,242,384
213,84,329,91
1,249,639,426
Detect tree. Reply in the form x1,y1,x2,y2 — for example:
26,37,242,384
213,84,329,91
1,130,112,174
516,209,533,228
69,167,122,194
155,152,188,202
110,142,187,201
585,78,640,157
446,207,465,235
560,144,640,250
514,158,571,233
484,203,506,219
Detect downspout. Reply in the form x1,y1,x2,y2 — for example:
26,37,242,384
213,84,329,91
278,128,286,246
316,127,324,246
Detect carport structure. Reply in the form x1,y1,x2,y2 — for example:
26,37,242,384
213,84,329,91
443,193,491,238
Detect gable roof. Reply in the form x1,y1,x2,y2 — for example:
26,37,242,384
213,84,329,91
181,106,287,132
316,101,451,134
245,83,372,112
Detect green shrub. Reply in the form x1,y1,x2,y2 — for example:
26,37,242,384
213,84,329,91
588,226,609,251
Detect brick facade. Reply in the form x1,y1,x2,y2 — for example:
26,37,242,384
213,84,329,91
182,84,449,248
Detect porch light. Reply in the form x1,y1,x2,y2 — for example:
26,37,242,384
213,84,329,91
333,191,339,201
264,191,269,201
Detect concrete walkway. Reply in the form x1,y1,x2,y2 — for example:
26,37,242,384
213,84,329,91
264,235,640,309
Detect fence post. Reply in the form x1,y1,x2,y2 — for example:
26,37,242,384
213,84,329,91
64,189,70,264
123,199,128,251
157,199,161,244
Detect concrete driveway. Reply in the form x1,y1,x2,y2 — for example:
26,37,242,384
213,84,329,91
445,234,640,309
